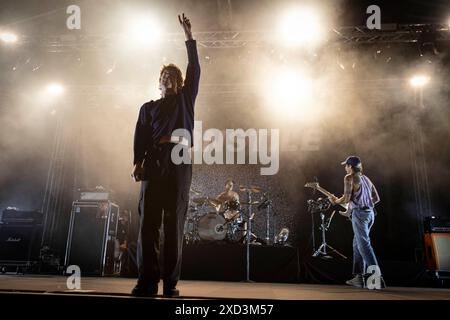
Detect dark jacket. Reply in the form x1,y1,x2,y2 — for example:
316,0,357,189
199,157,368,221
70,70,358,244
133,40,200,165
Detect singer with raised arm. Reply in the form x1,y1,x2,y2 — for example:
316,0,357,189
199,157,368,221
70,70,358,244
131,13,200,297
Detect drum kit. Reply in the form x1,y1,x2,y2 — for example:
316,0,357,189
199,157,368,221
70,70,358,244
184,185,269,245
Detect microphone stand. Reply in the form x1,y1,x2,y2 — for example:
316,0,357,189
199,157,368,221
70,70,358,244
311,176,318,252
244,190,254,283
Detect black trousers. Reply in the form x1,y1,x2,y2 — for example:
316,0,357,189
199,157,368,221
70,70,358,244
136,144,192,287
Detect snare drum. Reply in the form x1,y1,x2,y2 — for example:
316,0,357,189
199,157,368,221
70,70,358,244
221,199,241,221
222,199,240,211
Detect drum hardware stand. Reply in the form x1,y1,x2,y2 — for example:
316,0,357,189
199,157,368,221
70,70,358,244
312,210,347,259
243,189,255,283
258,193,273,245
311,177,318,252
239,213,257,244
308,199,347,260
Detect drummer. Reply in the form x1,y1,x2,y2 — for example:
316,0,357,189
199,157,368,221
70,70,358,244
215,178,240,220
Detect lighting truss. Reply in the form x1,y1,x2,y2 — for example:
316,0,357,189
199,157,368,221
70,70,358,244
12,24,450,51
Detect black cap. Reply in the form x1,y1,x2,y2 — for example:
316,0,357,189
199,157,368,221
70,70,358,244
341,156,362,167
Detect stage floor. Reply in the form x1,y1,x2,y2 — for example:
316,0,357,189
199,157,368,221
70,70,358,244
0,275,449,300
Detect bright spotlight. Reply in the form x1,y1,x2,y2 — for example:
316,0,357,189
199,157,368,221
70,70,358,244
277,7,326,47
124,15,162,48
262,69,315,119
0,32,18,43
409,75,430,88
46,83,65,96
273,71,313,104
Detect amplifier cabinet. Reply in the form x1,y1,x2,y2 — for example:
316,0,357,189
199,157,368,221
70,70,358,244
0,224,42,264
424,232,450,272
64,201,119,276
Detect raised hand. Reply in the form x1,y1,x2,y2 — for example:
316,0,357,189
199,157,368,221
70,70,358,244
178,13,193,40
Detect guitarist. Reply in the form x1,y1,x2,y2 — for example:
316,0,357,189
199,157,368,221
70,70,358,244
328,156,385,289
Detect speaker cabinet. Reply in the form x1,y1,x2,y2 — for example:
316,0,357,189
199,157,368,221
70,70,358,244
424,232,450,271
0,224,42,263
64,201,119,276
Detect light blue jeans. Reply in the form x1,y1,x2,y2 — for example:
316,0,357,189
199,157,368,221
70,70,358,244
351,208,380,275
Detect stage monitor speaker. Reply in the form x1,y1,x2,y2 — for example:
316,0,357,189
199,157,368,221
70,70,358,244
0,224,42,263
64,201,119,276
424,232,450,271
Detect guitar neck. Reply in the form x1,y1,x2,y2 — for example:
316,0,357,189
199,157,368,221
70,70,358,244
313,186,348,209
305,182,349,211
315,186,333,198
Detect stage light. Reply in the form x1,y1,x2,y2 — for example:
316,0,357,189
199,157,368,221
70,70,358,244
258,66,319,123
277,7,326,47
0,32,18,43
409,75,430,88
124,14,162,48
46,83,65,96
265,69,314,117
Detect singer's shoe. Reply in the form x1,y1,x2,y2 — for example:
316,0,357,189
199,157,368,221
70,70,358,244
163,283,180,297
131,283,158,297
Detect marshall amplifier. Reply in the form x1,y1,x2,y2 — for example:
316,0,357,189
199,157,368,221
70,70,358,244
1,208,43,225
0,224,42,263
64,201,119,276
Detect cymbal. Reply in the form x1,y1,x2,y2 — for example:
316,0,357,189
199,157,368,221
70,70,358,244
192,197,221,208
192,197,208,204
250,186,263,193
239,185,263,193
206,198,221,207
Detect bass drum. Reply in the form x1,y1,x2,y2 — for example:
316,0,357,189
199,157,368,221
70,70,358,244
198,213,227,241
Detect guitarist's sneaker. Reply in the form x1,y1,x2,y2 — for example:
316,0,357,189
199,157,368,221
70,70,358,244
345,274,364,288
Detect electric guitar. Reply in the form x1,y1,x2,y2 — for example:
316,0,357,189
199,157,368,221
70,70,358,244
304,182,351,218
